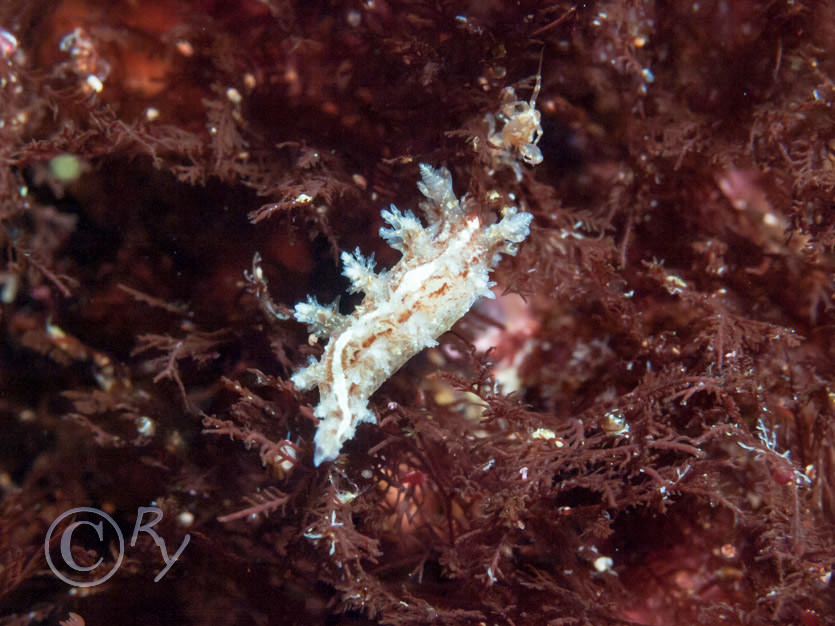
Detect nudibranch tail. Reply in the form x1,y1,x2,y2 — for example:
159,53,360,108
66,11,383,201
291,164,533,465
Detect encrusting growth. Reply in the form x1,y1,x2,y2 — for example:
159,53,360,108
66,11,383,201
292,164,533,465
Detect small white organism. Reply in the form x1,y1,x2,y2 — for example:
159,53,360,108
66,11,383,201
291,164,533,465
484,70,544,181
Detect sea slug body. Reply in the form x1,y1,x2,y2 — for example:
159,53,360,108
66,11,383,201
292,164,533,465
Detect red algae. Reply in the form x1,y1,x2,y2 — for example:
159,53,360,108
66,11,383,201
0,1,832,625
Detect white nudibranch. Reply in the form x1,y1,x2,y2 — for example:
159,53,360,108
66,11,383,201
292,164,533,465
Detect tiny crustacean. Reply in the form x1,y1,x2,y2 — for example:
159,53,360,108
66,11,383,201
484,62,544,180
484,58,542,181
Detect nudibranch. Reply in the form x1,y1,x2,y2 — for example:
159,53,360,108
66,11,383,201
292,164,533,465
